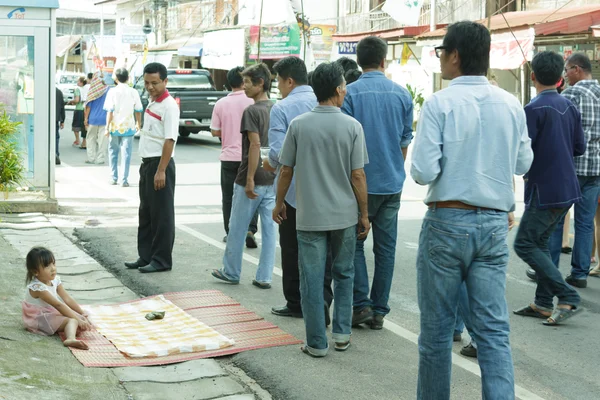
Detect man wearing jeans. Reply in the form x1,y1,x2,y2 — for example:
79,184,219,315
411,22,533,399
513,51,585,326
274,62,369,357
104,68,143,187
547,53,600,289
211,64,276,288
265,57,334,320
211,66,258,246
341,36,414,330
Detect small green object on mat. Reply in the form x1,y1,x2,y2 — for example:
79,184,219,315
145,311,166,320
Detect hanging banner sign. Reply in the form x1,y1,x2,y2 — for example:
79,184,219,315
249,24,301,59
310,25,337,63
419,28,535,72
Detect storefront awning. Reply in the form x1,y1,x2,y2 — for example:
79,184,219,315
150,37,203,52
56,35,82,58
178,42,203,57
332,25,435,43
417,5,600,40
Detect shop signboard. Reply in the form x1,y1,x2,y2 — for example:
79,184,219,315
249,24,301,59
309,24,337,64
338,41,357,55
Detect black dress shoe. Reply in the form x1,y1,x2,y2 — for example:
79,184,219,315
124,259,148,269
561,246,572,254
139,263,172,273
246,232,258,248
526,268,537,282
566,274,587,288
271,305,303,318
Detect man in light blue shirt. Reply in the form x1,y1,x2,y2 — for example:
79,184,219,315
341,36,414,330
263,57,334,322
410,21,533,400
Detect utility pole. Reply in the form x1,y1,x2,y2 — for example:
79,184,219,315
62,21,76,72
430,0,436,31
257,0,264,62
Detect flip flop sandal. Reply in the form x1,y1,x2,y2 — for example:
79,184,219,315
301,346,325,358
543,307,583,326
335,341,351,352
513,305,550,319
252,280,271,289
211,269,239,284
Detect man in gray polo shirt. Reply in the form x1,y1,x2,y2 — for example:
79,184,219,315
273,62,370,357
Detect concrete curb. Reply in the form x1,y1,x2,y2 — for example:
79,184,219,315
0,213,272,400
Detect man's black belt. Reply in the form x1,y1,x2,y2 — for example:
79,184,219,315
142,156,161,163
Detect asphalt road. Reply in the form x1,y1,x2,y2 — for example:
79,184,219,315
51,109,600,400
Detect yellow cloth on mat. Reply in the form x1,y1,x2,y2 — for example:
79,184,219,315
84,295,235,358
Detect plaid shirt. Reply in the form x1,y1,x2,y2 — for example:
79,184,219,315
562,80,600,176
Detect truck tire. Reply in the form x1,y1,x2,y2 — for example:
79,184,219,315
179,128,191,137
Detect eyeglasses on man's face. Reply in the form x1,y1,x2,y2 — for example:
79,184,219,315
434,46,448,58
564,65,580,73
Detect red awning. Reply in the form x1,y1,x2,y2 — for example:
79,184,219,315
418,5,600,40
332,25,442,42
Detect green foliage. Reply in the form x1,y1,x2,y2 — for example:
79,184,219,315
406,84,424,111
0,110,24,193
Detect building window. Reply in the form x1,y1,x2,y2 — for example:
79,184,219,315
346,0,363,14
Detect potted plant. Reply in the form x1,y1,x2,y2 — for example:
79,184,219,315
0,108,24,198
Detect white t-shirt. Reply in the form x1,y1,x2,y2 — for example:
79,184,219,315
139,90,179,158
25,276,63,307
80,84,90,102
103,83,143,136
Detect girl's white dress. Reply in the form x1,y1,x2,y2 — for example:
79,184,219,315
22,275,72,335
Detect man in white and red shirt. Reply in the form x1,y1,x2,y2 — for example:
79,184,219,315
211,67,258,247
124,62,179,274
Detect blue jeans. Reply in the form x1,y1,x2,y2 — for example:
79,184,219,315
515,205,580,310
354,192,401,315
417,208,514,400
298,226,356,356
109,135,134,184
550,176,600,278
221,184,276,283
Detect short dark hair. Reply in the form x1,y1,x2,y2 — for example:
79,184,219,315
567,53,592,73
227,66,245,89
531,51,564,86
242,63,272,92
357,36,387,69
335,57,359,73
78,76,87,85
115,68,129,83
143,62,168,80
87,72,93,80
312,62,345,103
26,246,55,284
307,71,314,87
443,21,490,76
273,56,308,85
345,69,362,84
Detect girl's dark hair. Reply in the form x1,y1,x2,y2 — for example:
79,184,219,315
26,247,55,283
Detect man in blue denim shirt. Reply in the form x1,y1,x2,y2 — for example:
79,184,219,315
513,51,585,326
341,36,414,330
411,22,533,399
263,57,334,322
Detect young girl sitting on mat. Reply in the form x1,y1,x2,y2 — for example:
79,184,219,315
22,247,92,350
